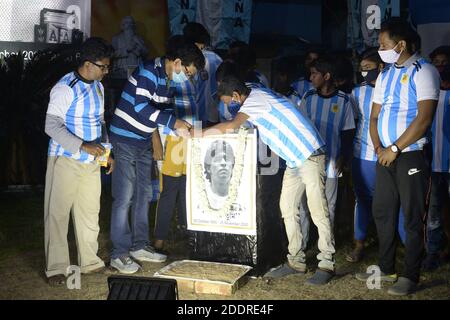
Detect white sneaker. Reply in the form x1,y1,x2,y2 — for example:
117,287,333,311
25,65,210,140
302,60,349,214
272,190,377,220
110,256,140,274
130,245,167,263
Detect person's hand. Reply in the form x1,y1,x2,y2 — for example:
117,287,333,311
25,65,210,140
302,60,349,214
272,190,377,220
174,119,192,138
106,156,115,175
378,147,398,167
81,142,105,158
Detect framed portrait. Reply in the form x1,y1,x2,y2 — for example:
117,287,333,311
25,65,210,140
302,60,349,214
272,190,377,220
186,128,257,235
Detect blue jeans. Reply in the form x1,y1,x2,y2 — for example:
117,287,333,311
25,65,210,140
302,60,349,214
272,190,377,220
110,142,154,259
352,158,406,243
427,172,450,254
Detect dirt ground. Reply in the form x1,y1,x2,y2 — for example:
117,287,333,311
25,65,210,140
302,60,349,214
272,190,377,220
0,191,449,300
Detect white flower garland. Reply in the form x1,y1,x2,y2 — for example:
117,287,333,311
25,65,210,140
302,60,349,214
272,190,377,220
192,127,248,219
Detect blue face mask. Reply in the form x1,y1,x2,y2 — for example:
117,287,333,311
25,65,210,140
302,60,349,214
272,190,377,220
227,100,241,116
172,69,188,83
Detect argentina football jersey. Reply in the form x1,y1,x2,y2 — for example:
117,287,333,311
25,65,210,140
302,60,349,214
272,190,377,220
372,54,441,152
300,89,355,178
352,83,377,161
239,88,325,168
431,89,450,172
47,72,104,163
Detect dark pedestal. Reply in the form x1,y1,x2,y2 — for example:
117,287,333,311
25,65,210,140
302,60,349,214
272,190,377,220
188,171,288,276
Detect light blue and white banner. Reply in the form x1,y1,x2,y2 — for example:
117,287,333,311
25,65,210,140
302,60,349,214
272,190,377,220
168,0,253,49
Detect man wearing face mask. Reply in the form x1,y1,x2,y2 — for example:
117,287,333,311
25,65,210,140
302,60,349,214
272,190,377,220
355,18,441,296
108,35,205,274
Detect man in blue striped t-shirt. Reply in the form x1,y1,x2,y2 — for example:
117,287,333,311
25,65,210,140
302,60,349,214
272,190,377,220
356,19,440,296
108,35,205,274
201,76,336,286
44,38,114,286
153,23,223,255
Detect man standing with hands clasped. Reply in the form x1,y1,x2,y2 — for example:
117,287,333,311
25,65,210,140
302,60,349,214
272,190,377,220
44,37,115,286
356,18,440,296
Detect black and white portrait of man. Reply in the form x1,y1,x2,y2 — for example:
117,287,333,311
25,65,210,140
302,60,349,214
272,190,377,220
187,132,257,235
203,140,235,210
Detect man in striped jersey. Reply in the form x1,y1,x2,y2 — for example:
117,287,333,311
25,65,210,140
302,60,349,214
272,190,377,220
423,63,450,271
347,48,406,263
153,23,222,255
108,36,205,274
44,38,114,286
200,76,336,285
298,56,356,243
356,19,440,296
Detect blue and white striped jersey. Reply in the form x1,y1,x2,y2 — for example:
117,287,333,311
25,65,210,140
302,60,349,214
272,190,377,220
160,78,198,136
431,89,450,172
373,54,441,152
219,82,265,122
289,77,313,107
197,50,222,123
352,83,377,161
110,57,176,148
47,72,104,163
239,88,325,168
254,70,270,88
300,89,356,178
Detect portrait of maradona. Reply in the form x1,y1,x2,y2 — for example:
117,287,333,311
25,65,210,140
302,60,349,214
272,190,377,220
203,140,244,216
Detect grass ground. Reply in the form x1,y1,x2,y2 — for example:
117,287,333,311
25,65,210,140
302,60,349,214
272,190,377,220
0,189,449,300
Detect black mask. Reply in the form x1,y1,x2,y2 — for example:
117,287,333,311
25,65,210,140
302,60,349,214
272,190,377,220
361,69,379,83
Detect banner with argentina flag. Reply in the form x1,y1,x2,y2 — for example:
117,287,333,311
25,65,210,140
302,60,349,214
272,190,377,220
408,0,450,57
167,0,253,49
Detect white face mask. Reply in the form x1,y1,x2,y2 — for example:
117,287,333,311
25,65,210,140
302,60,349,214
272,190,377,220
378,43,403,64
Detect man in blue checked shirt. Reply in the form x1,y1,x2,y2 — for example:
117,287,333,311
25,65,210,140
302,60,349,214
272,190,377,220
108,35,205,274
356,18,440,296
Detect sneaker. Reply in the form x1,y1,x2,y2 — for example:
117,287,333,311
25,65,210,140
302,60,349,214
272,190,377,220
110,256,140,274
130,245,167,263
263,263,306,279
387,277,418,296
305,269,334,286
355,269,398,283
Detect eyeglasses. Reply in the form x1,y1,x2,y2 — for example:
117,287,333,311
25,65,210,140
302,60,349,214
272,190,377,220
89,61,110,72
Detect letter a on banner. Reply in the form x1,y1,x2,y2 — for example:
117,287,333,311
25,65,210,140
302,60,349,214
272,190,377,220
168,0,197,35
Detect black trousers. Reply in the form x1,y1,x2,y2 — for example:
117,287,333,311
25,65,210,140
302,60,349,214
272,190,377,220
154,175,187,240
373,151,429,283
